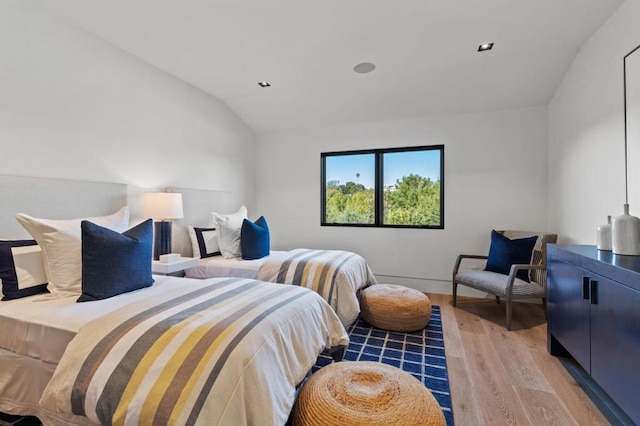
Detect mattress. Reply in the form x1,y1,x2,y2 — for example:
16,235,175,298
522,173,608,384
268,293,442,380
0,275,186,363
184,250,290,279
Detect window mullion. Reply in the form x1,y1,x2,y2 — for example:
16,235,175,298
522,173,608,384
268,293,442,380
375,152,384,226
320,155,326,224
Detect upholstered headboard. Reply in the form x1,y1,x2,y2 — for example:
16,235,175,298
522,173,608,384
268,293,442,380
126,185,234,257
173,186,234,256
0,175,237,257
0,174,128,240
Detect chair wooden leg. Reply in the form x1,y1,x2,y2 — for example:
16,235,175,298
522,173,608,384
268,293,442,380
542,297,547,319
452,281,458,307
506,300,512,331
495,296,500,304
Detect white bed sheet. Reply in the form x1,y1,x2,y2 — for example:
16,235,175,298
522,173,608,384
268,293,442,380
0,347,94,426
0,275,182,363
184,250,290,279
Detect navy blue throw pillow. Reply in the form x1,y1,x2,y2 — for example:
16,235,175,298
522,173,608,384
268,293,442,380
241,216,270,260
484,230,537,282
78,219,154,302
0,240,48,300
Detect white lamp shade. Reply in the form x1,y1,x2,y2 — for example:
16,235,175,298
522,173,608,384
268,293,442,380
142,192,184,220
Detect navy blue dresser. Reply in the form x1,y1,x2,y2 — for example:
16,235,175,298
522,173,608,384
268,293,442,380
547,244,640,423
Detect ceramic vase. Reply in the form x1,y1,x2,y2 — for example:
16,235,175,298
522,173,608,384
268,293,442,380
597,216,612,251
611,204,640,255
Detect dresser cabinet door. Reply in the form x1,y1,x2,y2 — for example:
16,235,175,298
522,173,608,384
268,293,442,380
590,276,640,422
547,257,591,372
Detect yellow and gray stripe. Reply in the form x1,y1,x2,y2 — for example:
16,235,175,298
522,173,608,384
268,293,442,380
261,249,357,309
68,278,313,426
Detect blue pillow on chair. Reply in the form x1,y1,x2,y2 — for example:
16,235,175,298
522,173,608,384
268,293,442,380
484,230,537,282
241,216,270,260
78,219,154,302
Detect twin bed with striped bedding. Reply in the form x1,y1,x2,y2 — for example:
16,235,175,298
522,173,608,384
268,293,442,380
188,248,377,326
39,277,348,425
257,249,377,326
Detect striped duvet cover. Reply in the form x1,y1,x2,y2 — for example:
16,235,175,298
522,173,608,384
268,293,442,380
39,277,348,426
257,249,377,326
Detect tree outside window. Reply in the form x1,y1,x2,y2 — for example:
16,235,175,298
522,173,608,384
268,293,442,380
321,146,444,229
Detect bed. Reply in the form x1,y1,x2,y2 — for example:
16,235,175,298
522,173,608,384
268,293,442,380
0,176,349,425
0,275,348,425
184,249,377,326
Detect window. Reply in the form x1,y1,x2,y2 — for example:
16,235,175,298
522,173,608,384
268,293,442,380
321,145,444,228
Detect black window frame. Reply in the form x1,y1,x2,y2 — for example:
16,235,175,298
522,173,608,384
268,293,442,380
321,145,444,229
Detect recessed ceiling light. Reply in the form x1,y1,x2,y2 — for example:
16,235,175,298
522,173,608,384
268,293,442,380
353,62,376,74
258,81,271,87
478,43,494,52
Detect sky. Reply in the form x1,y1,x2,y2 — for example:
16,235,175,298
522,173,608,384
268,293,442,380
325,150,441,189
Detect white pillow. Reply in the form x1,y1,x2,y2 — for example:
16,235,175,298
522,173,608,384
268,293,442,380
187,225,221,258
211,205,247,259
12,245,47,291
15,207,130,297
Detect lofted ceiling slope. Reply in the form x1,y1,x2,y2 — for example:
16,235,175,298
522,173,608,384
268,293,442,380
43,0,624,132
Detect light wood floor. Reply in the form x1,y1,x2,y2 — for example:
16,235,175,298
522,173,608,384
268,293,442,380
428,294,610,426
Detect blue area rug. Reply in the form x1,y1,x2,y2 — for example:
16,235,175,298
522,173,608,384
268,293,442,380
313,306,454,426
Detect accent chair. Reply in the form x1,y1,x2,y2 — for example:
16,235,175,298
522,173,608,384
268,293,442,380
452,230,558,330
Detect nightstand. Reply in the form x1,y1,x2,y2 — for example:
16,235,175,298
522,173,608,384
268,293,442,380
152,257,198,276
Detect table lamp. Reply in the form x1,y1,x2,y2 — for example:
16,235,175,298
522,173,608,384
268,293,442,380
142,192,184,260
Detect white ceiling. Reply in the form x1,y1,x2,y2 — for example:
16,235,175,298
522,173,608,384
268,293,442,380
43,0,624,132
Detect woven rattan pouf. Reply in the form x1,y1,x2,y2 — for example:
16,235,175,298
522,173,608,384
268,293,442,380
292,361,445,426
360,284,432,332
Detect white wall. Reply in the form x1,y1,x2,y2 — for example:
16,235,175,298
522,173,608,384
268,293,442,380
256,107,548,294
548,0,640,244
0,1,256,215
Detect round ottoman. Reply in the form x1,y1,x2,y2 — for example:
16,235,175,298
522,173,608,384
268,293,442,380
291,361,445,426
360,284,432,332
